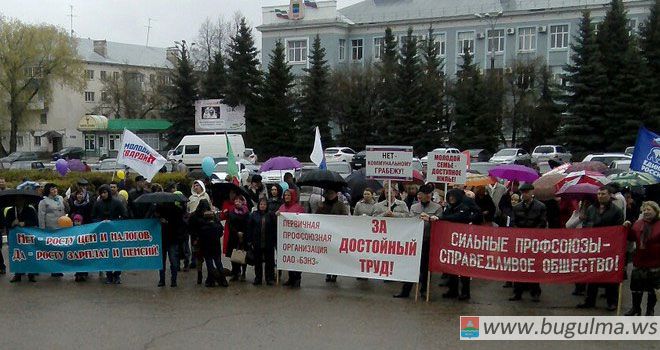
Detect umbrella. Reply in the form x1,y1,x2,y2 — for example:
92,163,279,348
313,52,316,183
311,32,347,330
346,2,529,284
465,173,496,187
545,163,571,176
401,169,425,185
555,183,600,200
0,189,43,209
566,161,608,173
532,173,566,201
297,169,347,191
346,168,383,201
607,171,658,187
134,192,188,204
16,181,41,191
555,171,610,192
259,157,302,172
488,164,540,182
210,182,253,209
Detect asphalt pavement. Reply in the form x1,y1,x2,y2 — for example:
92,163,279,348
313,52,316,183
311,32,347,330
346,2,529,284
0,245,657,350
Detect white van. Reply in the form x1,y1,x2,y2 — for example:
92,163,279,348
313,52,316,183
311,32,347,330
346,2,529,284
168,134,245,168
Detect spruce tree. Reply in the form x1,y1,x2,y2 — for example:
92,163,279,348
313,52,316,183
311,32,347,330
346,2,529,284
419,26,447,153
225,18,262,145
258,41,296,158
640,0,660,131
375,27,399,140
450,50,486,150
561,11,607,154
201,50,226,99
164,40,198,148
598,0,644,150
298,35,332,154
394,28,424,149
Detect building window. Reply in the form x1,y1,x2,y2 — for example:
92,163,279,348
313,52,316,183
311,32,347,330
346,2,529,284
627,19,637,35
373,37,384,60
433,33,446,56
113,71,119,80
34,136,41,146
100,70,107,80
338,39,346,61
17,136,24,148
109,134,121,151
550,25,569,49
85,69,94,80
40,112,47,125
457,32,474,55
488,29,505,53
518,27,536,52
287,40,307,63
351,39,363,61
84,91,95,102
84,135,95,150
101,91,109,103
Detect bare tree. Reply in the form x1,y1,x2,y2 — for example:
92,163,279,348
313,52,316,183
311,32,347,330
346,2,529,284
96,69,167,119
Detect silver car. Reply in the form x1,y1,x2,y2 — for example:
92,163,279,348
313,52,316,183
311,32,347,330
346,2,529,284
532,145,572,164
489,148,532,165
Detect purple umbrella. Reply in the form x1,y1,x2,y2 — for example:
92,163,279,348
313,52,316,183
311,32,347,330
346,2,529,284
555,183,599,200
259,157,302,172
488,164,540,182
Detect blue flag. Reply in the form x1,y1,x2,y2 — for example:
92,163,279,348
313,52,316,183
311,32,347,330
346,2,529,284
630,126,660,180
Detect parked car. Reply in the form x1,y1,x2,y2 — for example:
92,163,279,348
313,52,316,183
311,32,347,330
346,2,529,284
624,146,635,156
324,147,356,163
0,151,39,167
582,153,632,167
531,145,571,164
96,158,128,172
350,150,366,169
489,148,532,165
326,161,353,179
610,159,631,171
420,148,461,168
243,148,258,163
51,147,84,161
8,161,46,170
210,159,253,185
465,149,492,162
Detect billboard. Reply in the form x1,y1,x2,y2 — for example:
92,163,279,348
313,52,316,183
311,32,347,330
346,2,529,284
194,99,246,133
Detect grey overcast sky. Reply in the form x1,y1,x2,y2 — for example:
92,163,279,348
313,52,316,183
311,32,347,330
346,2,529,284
0,0,362,49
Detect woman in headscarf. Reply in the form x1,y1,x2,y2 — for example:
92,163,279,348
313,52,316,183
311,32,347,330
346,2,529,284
624,201,660,316
185,180,212,270
225,195,250,281
247,198,277,285
278,189,306,287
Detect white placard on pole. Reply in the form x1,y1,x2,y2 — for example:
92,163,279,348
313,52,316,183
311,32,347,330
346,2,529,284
365,145,414,181
426,152,468,185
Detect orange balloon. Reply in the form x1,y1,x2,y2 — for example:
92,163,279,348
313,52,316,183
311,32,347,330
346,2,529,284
57,216,73,228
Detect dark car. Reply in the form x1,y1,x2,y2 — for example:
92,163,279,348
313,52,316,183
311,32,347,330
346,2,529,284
350,150,366,169
0,151,39,167
52,147,84,161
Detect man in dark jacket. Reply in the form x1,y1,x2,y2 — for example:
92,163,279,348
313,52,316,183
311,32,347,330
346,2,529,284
93,185,128,284
7,198,39,282
247,198,277,285
510,183,547,302
442,189,483,300
153,203,184,287
316,188,349,282
577,186,624,311
128,176,150,219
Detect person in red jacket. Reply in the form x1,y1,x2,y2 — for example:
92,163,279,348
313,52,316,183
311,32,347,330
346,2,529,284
278,189,306,288
624,201,660,316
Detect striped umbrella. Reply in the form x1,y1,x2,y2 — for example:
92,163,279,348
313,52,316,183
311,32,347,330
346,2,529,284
532,173,566,201
607,171,658,187
555,171,610,191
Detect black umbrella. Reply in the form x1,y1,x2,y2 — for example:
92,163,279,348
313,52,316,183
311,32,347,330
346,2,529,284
134,192,188,204
346,168,382,206
210,182,253,209
297,169,347,192
0,190,43,209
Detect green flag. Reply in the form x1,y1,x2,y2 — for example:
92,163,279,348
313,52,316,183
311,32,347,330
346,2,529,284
226,133,238,179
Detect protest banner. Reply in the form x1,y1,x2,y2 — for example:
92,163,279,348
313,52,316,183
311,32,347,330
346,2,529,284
8,219,162,273
365,145,414,181
429,222,627,284
277,213,424,282
426,152,468,184
630,126,660,179
117,129,167,182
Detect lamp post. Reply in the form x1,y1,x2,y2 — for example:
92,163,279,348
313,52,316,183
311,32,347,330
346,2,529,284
475,11,503,71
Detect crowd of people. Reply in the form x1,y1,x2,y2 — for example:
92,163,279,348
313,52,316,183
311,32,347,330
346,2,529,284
0,171,658,316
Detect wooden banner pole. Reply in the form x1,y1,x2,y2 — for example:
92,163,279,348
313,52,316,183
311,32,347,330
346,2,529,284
426,271,431,303
414,282,419,303
617,282,624,316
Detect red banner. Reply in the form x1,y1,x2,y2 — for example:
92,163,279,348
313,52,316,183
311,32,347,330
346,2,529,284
429,222,627,284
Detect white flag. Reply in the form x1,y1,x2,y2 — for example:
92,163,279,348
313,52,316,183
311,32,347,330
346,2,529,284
117,129,167,182
310,126,326,169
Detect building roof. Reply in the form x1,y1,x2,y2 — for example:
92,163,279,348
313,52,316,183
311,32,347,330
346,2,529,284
338,0,644,24
76,38,173,69
107,119,172,132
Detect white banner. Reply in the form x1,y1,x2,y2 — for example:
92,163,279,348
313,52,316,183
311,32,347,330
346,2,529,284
365,145,414,181
194,99,246,133
277,213,424,282
117,129,167,182
426,152,468,184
